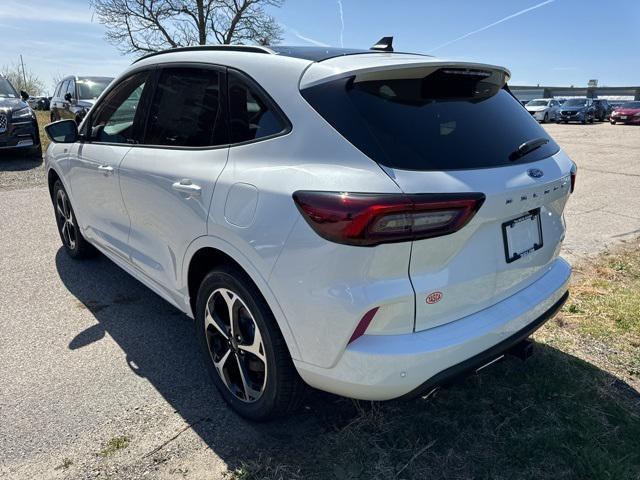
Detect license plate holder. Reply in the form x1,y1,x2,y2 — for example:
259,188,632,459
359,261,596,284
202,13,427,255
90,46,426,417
620,115,628,120
502,209,543,264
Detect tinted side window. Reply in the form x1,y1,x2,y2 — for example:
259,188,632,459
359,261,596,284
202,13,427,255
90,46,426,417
90,71,149,144
228,71,286,144
54,82,62,97
144,67,226,147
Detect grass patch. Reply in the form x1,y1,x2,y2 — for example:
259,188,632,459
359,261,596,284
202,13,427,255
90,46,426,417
99,436,129,457
35,110,50,153
228,240,640,480
543,239,640,383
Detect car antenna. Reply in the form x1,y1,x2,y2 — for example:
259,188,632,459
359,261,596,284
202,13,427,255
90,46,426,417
370,36,394,52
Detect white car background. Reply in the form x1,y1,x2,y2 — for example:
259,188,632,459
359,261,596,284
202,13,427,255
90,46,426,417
525,98,561,123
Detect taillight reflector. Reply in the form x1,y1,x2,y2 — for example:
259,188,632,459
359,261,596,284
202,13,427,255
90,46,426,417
348,307,379,344
293,191,485,246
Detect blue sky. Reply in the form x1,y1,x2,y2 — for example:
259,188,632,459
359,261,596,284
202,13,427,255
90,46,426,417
1,0,638,94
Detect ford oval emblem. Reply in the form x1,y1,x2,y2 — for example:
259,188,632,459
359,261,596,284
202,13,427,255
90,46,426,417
527,168,544,179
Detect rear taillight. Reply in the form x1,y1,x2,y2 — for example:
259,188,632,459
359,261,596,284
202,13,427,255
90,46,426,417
570,163,577,193
292,191,485,246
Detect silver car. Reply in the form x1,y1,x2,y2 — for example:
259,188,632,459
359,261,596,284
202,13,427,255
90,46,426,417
525,98,561,123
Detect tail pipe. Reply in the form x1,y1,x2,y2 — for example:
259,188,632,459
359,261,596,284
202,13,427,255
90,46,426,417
508,339,534,361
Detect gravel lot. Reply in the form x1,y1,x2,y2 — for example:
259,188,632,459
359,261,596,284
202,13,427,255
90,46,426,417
0,122,638,479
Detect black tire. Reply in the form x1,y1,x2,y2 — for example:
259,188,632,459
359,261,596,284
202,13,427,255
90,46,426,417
195,265,304,421
52,180,97,259
543,112,549,123
610,120,616,125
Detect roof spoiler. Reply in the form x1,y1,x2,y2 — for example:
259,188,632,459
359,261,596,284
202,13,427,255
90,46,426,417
370,37,394,52
300,60,511,90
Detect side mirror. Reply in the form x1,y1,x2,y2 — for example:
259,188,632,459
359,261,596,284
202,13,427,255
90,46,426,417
64,92,73,102
91,124,104,140
20,90,29,101
45,120,78,143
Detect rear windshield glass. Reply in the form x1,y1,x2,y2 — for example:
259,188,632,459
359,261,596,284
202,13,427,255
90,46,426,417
302,71,559,171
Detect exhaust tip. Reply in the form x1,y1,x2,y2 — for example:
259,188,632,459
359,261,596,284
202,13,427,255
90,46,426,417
508,339,535,361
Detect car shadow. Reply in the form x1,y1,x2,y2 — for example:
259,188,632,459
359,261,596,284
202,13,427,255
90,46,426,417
0,151,43,172
56,248,640,477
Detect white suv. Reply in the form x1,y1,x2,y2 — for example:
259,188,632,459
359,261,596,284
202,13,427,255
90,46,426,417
44,44,575,420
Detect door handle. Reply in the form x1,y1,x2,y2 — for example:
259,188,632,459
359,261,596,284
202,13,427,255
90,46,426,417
97,164,114,175
172,179,202,198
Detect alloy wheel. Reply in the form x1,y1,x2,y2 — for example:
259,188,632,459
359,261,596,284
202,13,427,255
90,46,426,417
55,189,76,250
204,288,267,403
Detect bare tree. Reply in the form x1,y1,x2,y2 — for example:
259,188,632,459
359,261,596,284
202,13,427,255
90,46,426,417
90,0,284,54
1,63,44,96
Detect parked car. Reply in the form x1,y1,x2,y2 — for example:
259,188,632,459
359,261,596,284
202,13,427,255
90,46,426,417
591,99,611,121
44,43,575,420
0,74,41,157
610,101,640,125
50,76,113,124
608,100,627,110
27,96,50,111
557,98,595,124
525,98,561,123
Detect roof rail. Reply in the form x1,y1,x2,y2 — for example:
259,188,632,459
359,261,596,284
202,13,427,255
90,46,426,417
132,45,274,64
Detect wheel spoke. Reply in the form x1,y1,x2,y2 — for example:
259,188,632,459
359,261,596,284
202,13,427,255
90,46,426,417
61,193,70,218
56,202,65,220
205,304,228,340
235,354,262,401
238,322,265,362
220,289,239,339
67,222,76,247
213,349,232,390
61,222,70,245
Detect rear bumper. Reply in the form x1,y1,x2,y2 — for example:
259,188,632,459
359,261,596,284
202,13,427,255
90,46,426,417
295,257,571,400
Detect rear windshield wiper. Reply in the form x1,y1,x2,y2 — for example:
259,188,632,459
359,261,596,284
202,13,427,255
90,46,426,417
509,137,549,161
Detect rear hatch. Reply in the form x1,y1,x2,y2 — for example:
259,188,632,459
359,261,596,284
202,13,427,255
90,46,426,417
300,56,573,332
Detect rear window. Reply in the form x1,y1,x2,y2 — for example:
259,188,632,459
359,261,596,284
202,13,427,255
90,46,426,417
302,70,559,171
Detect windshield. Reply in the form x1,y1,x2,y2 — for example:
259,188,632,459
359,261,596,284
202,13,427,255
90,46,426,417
302,73,559,171
620,102,640,109
527,100,548,106
564,99,587,107
76,78,112,100
0,78,18,98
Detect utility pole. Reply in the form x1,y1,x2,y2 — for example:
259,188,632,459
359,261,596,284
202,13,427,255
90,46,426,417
19,54,27,90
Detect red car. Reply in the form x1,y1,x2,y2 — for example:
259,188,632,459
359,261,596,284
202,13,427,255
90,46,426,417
610,101,640,125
